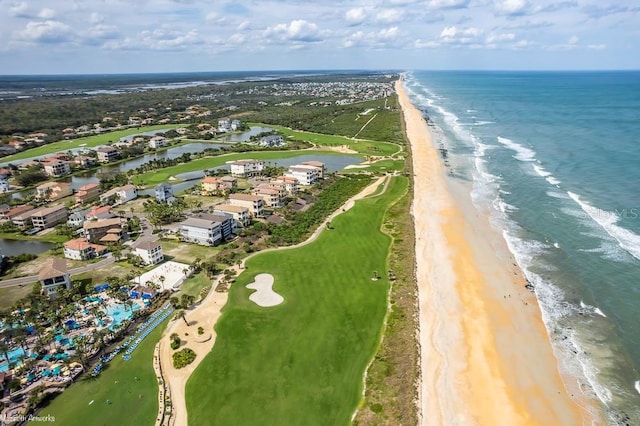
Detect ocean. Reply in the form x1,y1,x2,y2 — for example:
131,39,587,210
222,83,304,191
404,71,640,424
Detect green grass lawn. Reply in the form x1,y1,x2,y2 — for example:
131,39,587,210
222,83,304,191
131,149,343,187
248,122,400,156
342,159,406,174
2,124,181,163
186,176,408,426
32,317,169,426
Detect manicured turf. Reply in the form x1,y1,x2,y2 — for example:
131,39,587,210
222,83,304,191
32,318,169,426
2,125,180,163
248,122,401,156
186,176,408,426
131,149,343,187
342,159,406,174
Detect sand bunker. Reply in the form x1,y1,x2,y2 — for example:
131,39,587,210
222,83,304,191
344,164,369,169
246,274,284,307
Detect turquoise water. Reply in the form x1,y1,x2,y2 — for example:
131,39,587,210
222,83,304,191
404,71,640,424
0,347,26,372
105,303,140,329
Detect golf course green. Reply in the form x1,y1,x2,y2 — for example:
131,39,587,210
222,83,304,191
185,175,408,425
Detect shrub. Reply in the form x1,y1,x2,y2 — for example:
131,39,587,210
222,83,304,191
172,348,196,369
197,326,204,335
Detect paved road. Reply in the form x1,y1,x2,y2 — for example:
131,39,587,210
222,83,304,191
0,254,116,288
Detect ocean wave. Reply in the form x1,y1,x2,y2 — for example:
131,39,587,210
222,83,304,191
567,330,614,405
568,192,640,261
579,300,607,317
547,191,569,199
497,136,536,162
635,380,640,395
467,109,477,113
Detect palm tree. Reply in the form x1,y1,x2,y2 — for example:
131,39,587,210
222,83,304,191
159,276,166,290
72,335,90,369
0,341,11,365
174,310,188,326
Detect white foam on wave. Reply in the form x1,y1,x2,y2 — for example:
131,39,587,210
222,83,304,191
579,300,607,318
567,330,614,405
497,136,536,162
547,191,569,199
568,191,640,261
533,163,551,177
467,109,477,113
546,176,561,185
635,380,640,395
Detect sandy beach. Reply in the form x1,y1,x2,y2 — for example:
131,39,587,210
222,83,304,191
396,79,590,425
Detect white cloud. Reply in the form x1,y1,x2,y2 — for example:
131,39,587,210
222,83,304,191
426,0,469,10
414,39,440,48
513,39,532,49
440,25,482,44
205,12,226,24
15,20,75,43
343,26,402,49
104,28,203,51
486,33,515,43
9,2,32,18
345,7,367,25
494,0,530,16
38,8,56,19
568,35,579,45
375,9,404,24
264,20,322,43
89,12,104,24
237,21,251,31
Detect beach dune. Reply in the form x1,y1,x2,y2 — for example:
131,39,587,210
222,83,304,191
396,79,590,425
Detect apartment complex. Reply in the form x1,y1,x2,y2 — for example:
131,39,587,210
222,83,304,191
228,193,264,217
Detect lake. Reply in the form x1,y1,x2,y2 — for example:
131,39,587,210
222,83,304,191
0,239,54,257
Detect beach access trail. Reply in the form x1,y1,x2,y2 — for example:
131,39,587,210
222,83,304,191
157,175,387,426
396,79,590,425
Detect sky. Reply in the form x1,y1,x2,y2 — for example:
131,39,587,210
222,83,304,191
1,0,639,74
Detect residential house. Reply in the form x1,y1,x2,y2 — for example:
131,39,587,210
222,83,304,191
67,210,87,228
229,160,265,178
213,204,251,228
0,204,10,219
83,218,125,244
42,159,71,177
301,161,326,178
155,183,174,203
252,186,282,208
149,136,168,149
38,258,71,298
273,176,299,196
85,205,115,221
180,216,222,246
63,238,107,260
228,193,264,218
201,176,236,195
5,204,34,222
75,183,101,205
30,204,68,229
100,184,137,206
74,156,95,168
0,146,17,156
96,146,119,163
231,119,242,131
11,210,34,229
218,119,231,132
133,239,164,266
285,165,321,185
259,135,285,147
189,213,236,240
36,182,72,201
0,173,9,193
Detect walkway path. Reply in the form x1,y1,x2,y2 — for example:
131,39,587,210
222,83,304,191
156,175,388,426
0,254,115,287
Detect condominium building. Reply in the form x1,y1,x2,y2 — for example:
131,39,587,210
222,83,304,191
96,146,119,163
36,182,72,201
83,218,124,243
39,258,71,298
75,183,101,204
229,160,265,178
133,240,164,265
285,165,320,185
100,184,137,206
228,193,264,217
213,204,251,228
252,187,282,208
29,204,68,229
180,216,223,246
42,159,71,177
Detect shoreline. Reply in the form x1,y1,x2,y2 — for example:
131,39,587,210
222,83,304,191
396,79,590,424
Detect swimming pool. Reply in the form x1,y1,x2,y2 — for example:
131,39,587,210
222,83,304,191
105,303,140,329
0,347,26,372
